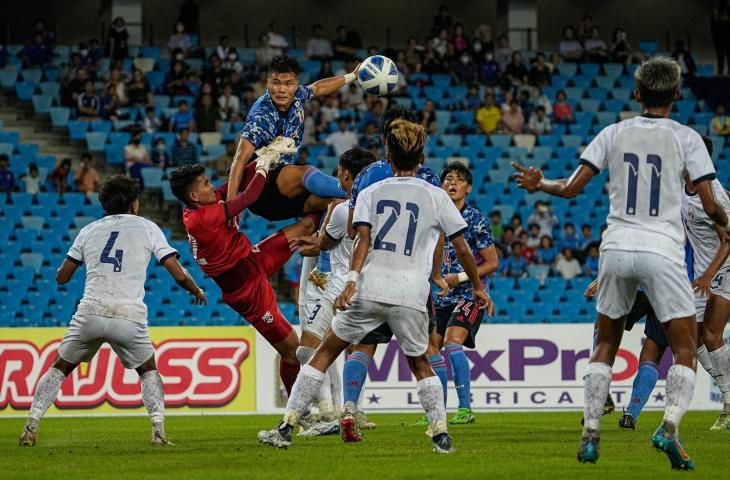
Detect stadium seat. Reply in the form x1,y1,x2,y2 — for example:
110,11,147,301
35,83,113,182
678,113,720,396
31,94,53,113
21,68,43,84
20,252,44,273
513,134,536,152
556,63,577,76
489,134,512,148
85,132,108,152
561,135,582,148
49,107,70,128
39,81,60,97
15,81,36,101
141,168,163,190
639,40,658,54
90,120,113,134
593,76,615,89
21,215,45,232
602,63,624,78
0,70,18,88
67,120,89,141
199,132,222,148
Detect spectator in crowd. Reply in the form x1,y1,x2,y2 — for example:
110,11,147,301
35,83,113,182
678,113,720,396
170,100,196,132
464,84,481,110
75,153,100,194
501,241,529,277
171,128,198,166
143,106,162,134
477,50,501,85
577,14,595,42
21,163,41,194
528,52,552,88
217,84,240,122
32,18,56,47
320,94,341,124
501,99,525,134
20,33,52,67
559,26,583,62
418,100,439,135
106,17,129,60
584,26,609,63
359,98,385,131
553,90,574,124
332,25,358,61
455,51,480,85
0,154,15,192
511,213,524,236
206,140,234,179
106,68,129,105
168,21,193,57
711,0,730,75
404,36,424,70
215,35,235,61
77,80,100,120
201,56,227,95
496,226,515,257
359,121,384,157
430,28,450,58
60,66,88,108
307,24,333,60
256,33,278,67
165,61,190,96
579,223,596,251
671,40,697,76
151,138,169,167
505,50,529,88
295,147,311,166
519,231,537,263
127,69,152,108
341,82,367,111
474,24,495,52
100,84,124,120
266,21,289,53
325,118,359,157
124,130,152,185
431,4,453,35
556,247,582,280
494,34,513,70
489,211,504,239
476,93,501,134
452,23,470,54
194,93,220,133
81,38,103,74
526,223,541,248
178,0,199,34
528,105,552,135
584,244,600,278
609,28,632,64
559,222,581,252
528,201,559,237
317,60,335,81
537,235,559,266
50,158,71,194
711,103,730,135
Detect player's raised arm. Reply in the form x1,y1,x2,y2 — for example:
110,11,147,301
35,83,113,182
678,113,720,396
334,224,371,311
696,179,730,234
162,256,207,305
512,162,595,198
227,138,257,202
309,64,359,98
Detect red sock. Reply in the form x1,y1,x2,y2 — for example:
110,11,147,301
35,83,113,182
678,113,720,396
280,359,300,396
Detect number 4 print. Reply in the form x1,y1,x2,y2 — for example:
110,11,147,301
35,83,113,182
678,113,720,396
624,153,662,216
100,231,124,272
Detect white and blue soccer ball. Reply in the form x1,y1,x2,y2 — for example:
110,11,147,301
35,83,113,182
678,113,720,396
357,55,399,96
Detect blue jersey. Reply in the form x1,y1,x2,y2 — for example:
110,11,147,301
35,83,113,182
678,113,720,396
349,158,441,209
240,85,314,164
435,205,495,308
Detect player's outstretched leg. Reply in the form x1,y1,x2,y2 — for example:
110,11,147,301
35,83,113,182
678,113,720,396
294,344,339,436
342,344,377,430
413,368,452,453
414,341,447,426
702,295,730,430
19,360,72,446
622,361,658,430
137,356,171,446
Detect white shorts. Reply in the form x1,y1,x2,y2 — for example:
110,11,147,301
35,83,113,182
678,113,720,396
695,294,707,323
597,250,695,323
332,299,430,356
58,314,154,369
695,265,730,322
302,297,334,340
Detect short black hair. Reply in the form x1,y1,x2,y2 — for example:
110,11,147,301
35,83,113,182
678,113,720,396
339,148,376,179
28,162,38,171
98,175,140,215
581,223,591,230
441,161,473,185
0,153,8,163
379,106,419,137
81,152,92,160
267,55,301,76
61,158,72,168
169,163,206,206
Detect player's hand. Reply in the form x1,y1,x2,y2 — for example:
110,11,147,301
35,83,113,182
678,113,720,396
227,214,240,229
692,274,712,298
474,288,495,316
335,282,357,311
720,229,730,244
584,279,598,299
352,62,361,76
444,273,460,289
511,162,543,192
289,235,320,256
192,288,207,305
432,276,450,296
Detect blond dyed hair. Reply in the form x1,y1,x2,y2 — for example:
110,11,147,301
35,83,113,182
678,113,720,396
386,118,427,170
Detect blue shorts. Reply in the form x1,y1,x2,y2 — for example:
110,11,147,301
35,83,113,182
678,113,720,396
624,291,669,349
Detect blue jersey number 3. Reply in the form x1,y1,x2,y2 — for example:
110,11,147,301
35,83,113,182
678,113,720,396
100,231,124,272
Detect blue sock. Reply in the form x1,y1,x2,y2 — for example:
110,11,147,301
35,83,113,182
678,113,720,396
429,354,448,405
316,250,331,273
302,167,347,198
445,344,471,409
626,361,659,421
343,351,370,405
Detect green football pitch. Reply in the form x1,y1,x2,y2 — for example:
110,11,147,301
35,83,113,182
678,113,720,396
1,412,728,479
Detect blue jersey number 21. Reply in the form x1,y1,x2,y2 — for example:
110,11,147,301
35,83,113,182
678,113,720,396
100,231,124,272
624,153,662,216
373,200,420,256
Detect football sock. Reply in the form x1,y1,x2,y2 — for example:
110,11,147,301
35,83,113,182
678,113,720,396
582,362,612,435
708,344,730,412
626,361,659,421
297,346,335,418
26,367,65,432
302,167,347,199
280,358,301,397
327,361,342,413
343,351,370,405
429,354,448,405
697,344,715,377
445,344,471,409
295,346,315,365
663,364,696,433
316,250,331,274
283,364,325,426
140,370,166,430
417,376,447,435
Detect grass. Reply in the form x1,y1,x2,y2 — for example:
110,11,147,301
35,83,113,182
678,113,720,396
1,411,729,479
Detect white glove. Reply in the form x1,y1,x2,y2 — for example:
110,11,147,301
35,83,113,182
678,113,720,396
255,151,280,173
256,136,298,157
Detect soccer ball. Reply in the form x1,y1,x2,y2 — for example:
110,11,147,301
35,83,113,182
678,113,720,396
357,55,399,96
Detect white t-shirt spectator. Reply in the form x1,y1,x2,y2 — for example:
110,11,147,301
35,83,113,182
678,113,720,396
218,94,240,119
325,129,359,157
556,255,582,279
528,114,552,135
307,37,333,59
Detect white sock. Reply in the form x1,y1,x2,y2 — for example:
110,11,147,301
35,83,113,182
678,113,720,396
26,367,66,432
140,370,165,431
283,364,325,426
327,361,342,414
708,344,730,408
663,364,697,433
697,344,714,377
295,346,315,365
317,371,334,418
417,376,447,435
582,362,612,435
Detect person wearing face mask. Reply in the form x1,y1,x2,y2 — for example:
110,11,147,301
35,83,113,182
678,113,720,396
478,51,501,85
106,17,129,60
151,139,170,167
124,130,152,188
455,52,479,85
168,21,192,57
215,35,235,61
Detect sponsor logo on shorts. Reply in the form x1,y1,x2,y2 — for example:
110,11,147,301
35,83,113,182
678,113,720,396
0,339,250,409
262,311,274,324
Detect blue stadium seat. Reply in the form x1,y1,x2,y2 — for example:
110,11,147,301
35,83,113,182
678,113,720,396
21,68,43,84
21,215,45,232
579,63,600,77
0,70,18,88
556,63,577,76
31,94,53,113
85,132,108,152
616,75,634,89
586,87,608,101
49,107,70,128
602,63,624,78
489,134,512,148
579,99,601,114
90,120,113,134
0,143,13,156
15,81,36,101
20,252,44,273
67,120,89,141
639,40,658,54
39,81,60,97
141,168,163,190
561,135,583,148
602,99,625,113
431,73,452,88
593,76,615,89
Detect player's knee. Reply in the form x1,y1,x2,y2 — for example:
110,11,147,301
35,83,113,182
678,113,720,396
296,346,315,365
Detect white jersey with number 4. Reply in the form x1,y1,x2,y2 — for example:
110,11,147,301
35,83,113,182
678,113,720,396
581,115,715,266
352,176,467,311
682,179,730,279
66,214,178,324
